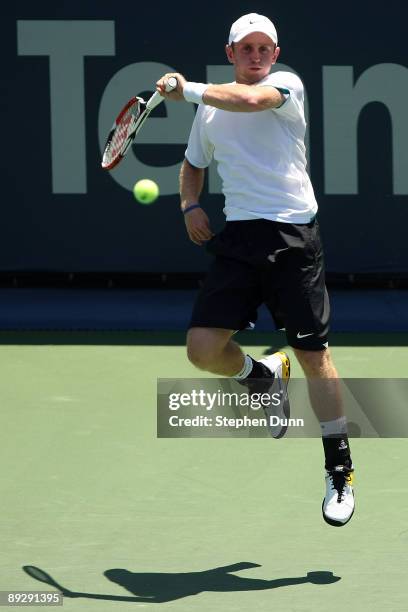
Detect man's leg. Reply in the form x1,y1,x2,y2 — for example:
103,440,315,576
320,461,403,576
187,326,284,377
187,327,290,438
294,347,355,526
294,347,345,425
187,327,243,376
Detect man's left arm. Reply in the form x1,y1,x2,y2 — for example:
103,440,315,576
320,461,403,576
156,72,285,112
201,83,285,112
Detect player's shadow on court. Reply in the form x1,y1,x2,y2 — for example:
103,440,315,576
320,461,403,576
23,563,340,603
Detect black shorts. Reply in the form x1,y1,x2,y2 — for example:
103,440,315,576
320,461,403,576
189,218,330,351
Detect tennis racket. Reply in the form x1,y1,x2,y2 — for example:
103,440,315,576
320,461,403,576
101,77,177,170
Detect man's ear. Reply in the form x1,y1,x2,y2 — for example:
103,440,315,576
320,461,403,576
273,46,281,64
225,44,235,64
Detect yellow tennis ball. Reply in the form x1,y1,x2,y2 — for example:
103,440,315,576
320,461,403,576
133,179,159,205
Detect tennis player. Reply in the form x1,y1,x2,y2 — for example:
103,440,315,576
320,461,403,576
157,13,354,526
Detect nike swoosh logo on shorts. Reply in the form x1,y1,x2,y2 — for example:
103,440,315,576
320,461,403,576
297,332,314,338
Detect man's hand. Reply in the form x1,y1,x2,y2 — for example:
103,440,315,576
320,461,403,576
156,72,186,101
184,207,214,246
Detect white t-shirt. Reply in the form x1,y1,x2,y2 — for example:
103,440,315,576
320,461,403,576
184,71,317,223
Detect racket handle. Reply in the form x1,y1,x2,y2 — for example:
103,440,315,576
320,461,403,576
165,76,178,92
146,77,178,110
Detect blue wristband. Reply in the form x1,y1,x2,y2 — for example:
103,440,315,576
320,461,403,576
183,204,201,215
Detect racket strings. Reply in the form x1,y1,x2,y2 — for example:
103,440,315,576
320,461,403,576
105,102,140,165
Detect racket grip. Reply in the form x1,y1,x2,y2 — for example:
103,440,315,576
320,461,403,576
146,77,178,110
165,76,178,92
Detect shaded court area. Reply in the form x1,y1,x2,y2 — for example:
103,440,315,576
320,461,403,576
0,288,408,332
1,328,408,611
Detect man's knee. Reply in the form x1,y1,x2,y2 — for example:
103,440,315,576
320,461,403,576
187,327,232,371
294,347,335,377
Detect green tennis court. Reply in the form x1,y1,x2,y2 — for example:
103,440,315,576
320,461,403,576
1,331,407,611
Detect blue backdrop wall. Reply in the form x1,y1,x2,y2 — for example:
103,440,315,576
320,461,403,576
2,1,408,274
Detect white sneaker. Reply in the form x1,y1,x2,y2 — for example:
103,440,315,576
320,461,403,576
258,351,291,438
322,465,355,526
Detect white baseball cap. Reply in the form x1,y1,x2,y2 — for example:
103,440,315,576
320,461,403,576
228,13,278,46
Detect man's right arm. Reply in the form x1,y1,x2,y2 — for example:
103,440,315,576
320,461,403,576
179,159,214,246
179,158,204,212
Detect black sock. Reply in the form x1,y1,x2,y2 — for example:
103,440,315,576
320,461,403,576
246,357,272,379
322,436,352,470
